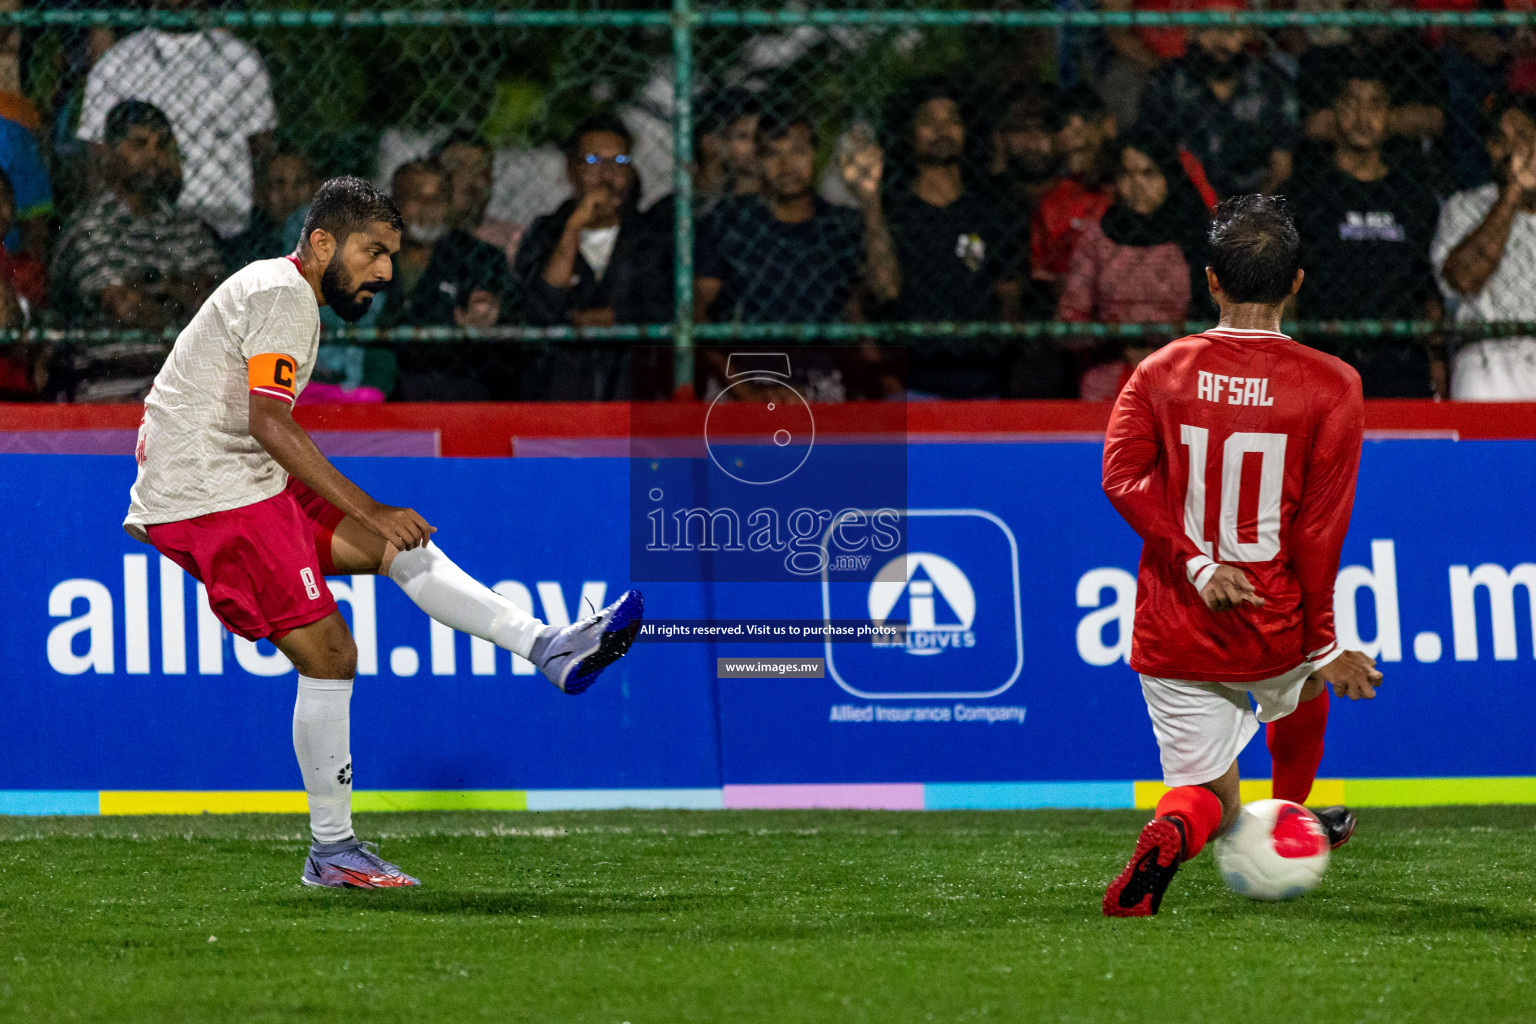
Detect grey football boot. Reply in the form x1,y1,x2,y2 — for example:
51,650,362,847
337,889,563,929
302,839,420,889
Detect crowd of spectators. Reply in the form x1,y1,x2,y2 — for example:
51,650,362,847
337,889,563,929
5,2,1536,402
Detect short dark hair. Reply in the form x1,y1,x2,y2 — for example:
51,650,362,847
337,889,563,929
756,110,816,148
995,82,1056,133
1208,194,1300,304
1049,85,1110,132
266,148,312,169
263,150,315,188
391,158,446,195
1485,91,1536,139
300,175,402,249
1331,64,1392,106
697,87,761,136
104,100,172,145
431,126,493,160
564,114,633,160
897,76,969,132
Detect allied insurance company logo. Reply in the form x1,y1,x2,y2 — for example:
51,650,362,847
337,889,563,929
820,509,1024,700
867,553,976,656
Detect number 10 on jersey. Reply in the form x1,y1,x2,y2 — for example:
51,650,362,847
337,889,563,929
1180,424,1287,563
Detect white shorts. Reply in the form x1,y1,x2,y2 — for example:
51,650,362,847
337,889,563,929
1139,662,1314,788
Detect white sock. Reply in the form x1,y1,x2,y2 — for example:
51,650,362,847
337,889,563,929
387,541,546,658
293,674,354,845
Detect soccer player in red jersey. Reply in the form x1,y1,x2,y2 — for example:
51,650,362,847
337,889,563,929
1099,195,1383,917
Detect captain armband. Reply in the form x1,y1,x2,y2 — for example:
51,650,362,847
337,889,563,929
248,353,299,405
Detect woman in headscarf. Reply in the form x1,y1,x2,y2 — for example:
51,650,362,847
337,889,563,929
1058,129,1212,398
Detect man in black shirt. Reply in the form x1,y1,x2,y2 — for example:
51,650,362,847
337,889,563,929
386,160,508,328
517,116,672,331
513,116,673,399
694,111,897,325
879,80,1031,397
220,150,316,271
1137,24,1299,197
1295,30,1446,151
385,160,510,399
694,111,900,400
1291,70,1442,397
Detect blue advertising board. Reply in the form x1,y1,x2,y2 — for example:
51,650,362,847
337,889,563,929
5,440,1536,812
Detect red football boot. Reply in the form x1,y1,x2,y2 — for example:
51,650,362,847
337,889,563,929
1103,816,1187,917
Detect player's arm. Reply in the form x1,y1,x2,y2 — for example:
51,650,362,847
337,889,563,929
542,188,609,290
1103,368,1257,610
1441,141,1535,297
245,354,433,551
1291,376,1381,699
837,130,901,306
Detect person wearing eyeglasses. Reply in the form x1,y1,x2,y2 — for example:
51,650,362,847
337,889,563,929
512,114,673,398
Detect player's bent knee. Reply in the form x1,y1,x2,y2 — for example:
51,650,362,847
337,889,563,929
324,638,358,680
312,629,358,679
295,645,356,681
274,613,359,680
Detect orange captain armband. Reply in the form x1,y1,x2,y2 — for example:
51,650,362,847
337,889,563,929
248,352,298,405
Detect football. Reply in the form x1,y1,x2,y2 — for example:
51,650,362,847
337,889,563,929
1214,799,1332,901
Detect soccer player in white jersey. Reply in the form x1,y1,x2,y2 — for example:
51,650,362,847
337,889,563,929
124,177,643,889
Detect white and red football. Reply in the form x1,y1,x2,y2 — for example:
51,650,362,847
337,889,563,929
1213,799,1331,901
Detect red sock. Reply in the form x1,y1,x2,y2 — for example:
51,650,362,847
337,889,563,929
1267,687,1329,804
1154,786,1222,860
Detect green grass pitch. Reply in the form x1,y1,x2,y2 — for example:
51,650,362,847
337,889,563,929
1,807,1533,1023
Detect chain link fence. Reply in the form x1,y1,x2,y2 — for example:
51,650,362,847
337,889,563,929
4,3,1536,402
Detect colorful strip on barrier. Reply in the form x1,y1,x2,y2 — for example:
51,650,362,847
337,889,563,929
524,789,723,811
97,791,307,815
7,779,1536,816
353,791,528,812
1131,779,1349,809
722,784,926,810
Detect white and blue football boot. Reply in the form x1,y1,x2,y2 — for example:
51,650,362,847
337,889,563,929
531,589,644,695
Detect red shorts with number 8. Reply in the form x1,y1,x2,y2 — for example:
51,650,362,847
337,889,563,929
145,478,346,641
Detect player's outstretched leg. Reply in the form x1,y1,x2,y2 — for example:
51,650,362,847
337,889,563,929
1103,784,1223,917
277,612,419,889
382,540,642,695
1266,681,1354,848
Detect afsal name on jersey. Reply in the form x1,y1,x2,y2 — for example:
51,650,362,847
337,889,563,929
1197,370,1274,408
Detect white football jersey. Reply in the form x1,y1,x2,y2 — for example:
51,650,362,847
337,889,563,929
124,257,320,539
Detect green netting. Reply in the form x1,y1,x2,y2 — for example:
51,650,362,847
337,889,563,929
5,4,1536,401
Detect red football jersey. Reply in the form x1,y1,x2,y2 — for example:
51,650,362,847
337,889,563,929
1030,178,1113,280
1102,327,1364,683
